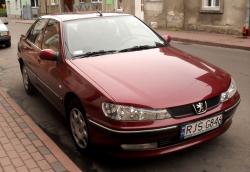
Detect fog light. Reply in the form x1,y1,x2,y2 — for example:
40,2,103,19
121,143,157,151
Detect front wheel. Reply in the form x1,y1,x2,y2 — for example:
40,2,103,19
22,65,35,95
68,99,90,152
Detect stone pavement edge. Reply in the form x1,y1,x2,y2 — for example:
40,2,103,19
0,88,81,172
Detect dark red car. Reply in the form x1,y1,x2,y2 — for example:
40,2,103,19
18,13,240,158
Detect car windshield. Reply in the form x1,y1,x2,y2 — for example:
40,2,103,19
63,15,165,58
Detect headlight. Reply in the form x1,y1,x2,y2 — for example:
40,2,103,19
102,102,171,121
220,78,237,102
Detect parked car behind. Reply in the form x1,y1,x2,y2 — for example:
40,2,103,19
17,13,240,158
0,18,11,47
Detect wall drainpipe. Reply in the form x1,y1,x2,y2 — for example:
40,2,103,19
245,0,250,36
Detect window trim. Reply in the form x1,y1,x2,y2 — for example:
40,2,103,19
200,0,224,14
31,0,39,8
91,0,103,3
51,0,59,6
26,19,49,48
42,19,62,54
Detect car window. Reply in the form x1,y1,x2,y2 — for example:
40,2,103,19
64,16,165,57
27,19,48,48
42,20,60,52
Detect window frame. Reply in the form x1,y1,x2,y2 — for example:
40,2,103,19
51,0,59,6
200,0,223,13
31,0,39,8
91,0,102,3
42,19,61,53
26,19,48,49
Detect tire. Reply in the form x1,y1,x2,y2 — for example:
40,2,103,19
68,99,90,152
21,65,36,95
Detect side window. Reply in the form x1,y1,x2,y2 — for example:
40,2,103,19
42,20,60,52
27,19,48,48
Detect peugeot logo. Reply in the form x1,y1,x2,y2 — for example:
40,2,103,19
193,101,207,115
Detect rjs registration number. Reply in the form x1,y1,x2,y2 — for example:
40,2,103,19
180,115,223,139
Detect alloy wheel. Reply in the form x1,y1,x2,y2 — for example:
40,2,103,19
70,108,88,149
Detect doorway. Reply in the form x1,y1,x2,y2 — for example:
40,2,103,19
134,0,144,20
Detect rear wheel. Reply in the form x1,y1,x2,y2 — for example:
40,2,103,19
68,99,90,152
22,65,35,95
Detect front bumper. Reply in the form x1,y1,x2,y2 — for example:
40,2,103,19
87,98,240,158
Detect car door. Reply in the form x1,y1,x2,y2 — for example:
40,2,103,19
38,19,65,111
21,19,48,85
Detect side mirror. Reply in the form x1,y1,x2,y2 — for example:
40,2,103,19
39,49,58,61
162,34,172,44
4,21,8,25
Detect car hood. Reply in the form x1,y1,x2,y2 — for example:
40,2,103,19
0,24,8,32
70,47,230,108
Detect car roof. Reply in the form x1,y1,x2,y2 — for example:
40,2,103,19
41,13,130,22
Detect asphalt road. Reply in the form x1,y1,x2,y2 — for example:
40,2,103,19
0,21,249,172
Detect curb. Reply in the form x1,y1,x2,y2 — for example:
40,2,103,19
0,89,82,172
171,37,250,51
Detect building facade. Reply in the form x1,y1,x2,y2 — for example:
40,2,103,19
5,0,40,18
145,0,248,34
115,0,248,35
5,0,249,35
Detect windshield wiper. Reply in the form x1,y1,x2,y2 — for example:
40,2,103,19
75,50,117,58
119,45,160,53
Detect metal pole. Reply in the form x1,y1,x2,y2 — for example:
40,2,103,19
247,0,250,29
59,0,62,13
20,0,22,18
45,0,48,14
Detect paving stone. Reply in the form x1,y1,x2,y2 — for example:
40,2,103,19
51,161,66,172
37,159,51,170
3,165,16,172
26,133,38,141
11,158,24,167
19,151,31,161
24,158,38,169
0,157,11,166
31,152,44,161
16,166,29,172
37,146,51,156
18,122,28,129
7,150,19,159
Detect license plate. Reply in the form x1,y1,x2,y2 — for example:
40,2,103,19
180,115,223,139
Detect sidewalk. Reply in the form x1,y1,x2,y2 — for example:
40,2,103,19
15,19,35,25
0,89,81,172
157,29,250,51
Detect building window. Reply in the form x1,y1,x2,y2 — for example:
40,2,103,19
91,0,102,3
51,0,59,5
201,0,223,13
202,0,220,10
31,0,39,7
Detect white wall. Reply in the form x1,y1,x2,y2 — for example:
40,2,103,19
6,0,31,18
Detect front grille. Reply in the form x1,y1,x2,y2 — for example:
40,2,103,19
158,135,180,147
168,96,221,118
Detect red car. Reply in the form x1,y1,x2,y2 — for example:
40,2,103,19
18,13,240,158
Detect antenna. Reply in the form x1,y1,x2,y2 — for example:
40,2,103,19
97,11,103,17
